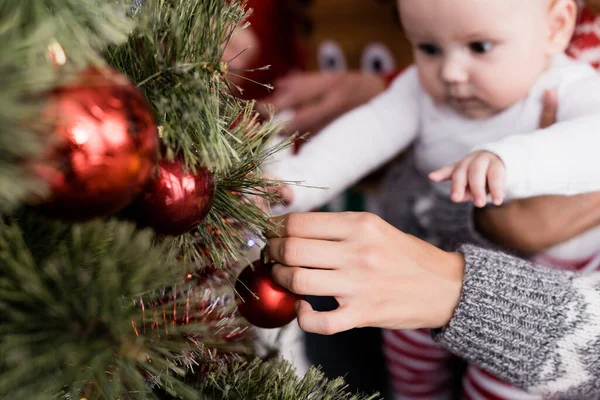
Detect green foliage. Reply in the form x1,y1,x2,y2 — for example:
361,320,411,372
103,0,294,267
0,215,257,399
105,0,247,173
173,111,297,268
0,0,370,399
201,358,382,400
0,218,171,398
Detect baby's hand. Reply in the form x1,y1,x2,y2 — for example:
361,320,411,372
429,151,506,208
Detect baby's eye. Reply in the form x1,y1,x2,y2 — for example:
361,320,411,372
417,43,442,56
469,41,494,54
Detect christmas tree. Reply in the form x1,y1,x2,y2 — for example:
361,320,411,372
0,0,379,398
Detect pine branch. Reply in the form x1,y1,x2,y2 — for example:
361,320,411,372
103,0,292,266
204,107,300,266
104,0,249,172
0,216,254,399
200,358,382,400
166,108,299,269
2,0,132,60
0,10,55,212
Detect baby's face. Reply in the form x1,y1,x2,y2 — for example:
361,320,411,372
399,0,556,118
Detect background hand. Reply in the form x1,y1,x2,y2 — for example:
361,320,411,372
222,25,260,86
258,72,387,136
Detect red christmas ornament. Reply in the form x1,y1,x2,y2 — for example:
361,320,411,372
36,66,159,221
127,158,215,236
235,257,300,329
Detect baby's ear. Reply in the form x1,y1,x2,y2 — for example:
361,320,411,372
547,0,578,55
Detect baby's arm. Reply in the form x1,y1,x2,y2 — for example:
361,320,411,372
431,74,600,205
266,66,422,213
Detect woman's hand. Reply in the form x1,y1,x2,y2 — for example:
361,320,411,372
266,212,465,335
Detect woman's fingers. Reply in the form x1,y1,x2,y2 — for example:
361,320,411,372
267,212,364,240
266,237,349,269
272,264,349,296
295,300,358,335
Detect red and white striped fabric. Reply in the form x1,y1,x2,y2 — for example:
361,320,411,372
462,366,545,400
567,6,600,71
383,329,454,400
530,252,600,273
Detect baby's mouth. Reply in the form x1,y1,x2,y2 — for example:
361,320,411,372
447,95,488,112
448,96,478,106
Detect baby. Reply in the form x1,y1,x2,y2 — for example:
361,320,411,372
266,0,600,399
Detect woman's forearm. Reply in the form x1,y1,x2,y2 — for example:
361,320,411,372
435,244,600,399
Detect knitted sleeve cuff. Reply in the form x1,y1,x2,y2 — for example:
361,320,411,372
433,244,576,393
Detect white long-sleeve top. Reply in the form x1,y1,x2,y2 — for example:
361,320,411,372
267,54,600,218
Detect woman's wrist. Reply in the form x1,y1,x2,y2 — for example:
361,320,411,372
433,251,465,328
413,235,466,328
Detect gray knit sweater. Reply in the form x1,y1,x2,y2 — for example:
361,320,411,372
381,153,600,399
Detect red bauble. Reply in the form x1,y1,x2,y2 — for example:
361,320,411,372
235,258,300,329
127,158,215,236
37,66,158,221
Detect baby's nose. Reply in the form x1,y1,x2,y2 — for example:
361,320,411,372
440,56,468,84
